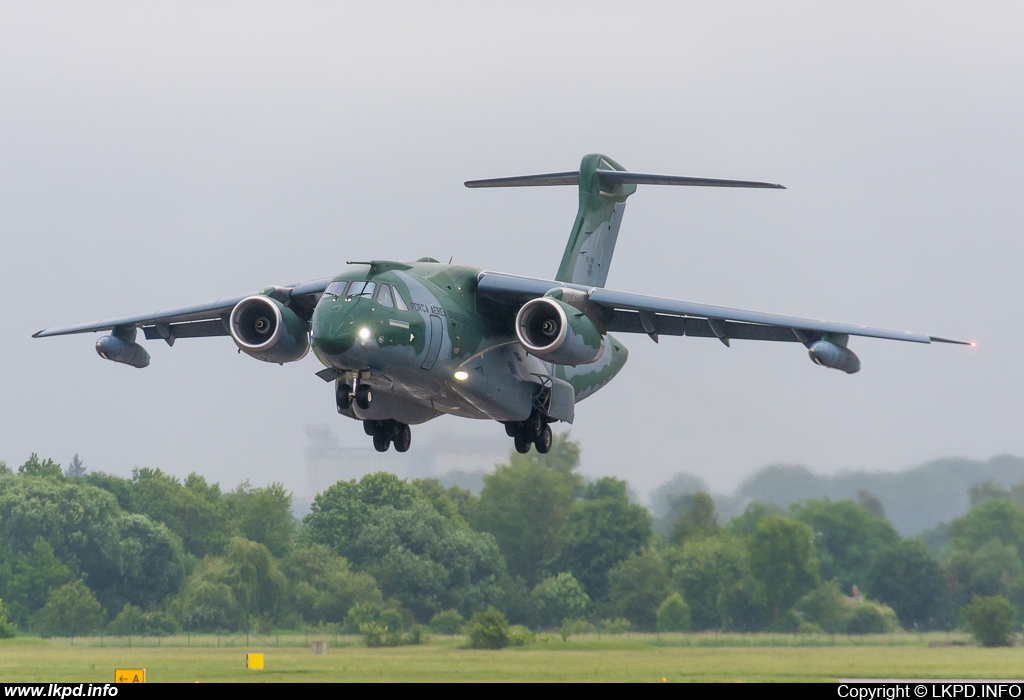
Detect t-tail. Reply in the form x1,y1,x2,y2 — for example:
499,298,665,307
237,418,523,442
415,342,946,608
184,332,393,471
466,153,784,288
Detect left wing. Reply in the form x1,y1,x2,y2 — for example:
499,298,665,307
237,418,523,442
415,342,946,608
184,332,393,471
33,277,332,343
476,271,971,370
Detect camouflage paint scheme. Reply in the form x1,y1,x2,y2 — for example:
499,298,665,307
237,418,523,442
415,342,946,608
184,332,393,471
34,152,968,447
311,259,627,426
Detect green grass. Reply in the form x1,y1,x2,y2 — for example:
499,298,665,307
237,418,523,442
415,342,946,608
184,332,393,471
0,633,1020,682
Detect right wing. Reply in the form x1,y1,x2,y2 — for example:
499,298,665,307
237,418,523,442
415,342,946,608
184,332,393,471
33,277,332,344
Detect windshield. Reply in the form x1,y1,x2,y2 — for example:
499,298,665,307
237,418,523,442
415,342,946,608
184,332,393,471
325,281,347,298
346,281,376,299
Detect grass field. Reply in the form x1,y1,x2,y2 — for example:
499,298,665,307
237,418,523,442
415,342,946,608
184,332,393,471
1,633,1022,682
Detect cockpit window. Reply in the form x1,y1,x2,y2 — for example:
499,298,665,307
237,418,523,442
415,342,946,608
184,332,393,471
347,281,376,299
376,284,395,309
392,286,409,312
325,281,347,298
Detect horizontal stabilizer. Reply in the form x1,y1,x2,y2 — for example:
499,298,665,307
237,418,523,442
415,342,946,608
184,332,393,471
465,169,784,190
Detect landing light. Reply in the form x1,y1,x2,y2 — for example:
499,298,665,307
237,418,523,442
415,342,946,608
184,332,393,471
453,370,469,382
358,327,372,340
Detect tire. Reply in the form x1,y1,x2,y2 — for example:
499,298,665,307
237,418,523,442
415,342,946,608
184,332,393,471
513,433,531,454
504,422,519,438
336,382,352,412
526,411,544,438
363,420,376,436
372,429,391,452
393,423,412,453
534,424,553,454
355,384,373,410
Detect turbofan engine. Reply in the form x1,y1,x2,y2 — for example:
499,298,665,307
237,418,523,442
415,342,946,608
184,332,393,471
515,296,604,366
229,295,310,364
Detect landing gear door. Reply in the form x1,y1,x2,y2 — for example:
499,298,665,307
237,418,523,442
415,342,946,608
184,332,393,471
421,314,444,370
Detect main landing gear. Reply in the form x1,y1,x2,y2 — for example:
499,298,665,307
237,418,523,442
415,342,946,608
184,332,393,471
363,419,412,453
504,410,553,455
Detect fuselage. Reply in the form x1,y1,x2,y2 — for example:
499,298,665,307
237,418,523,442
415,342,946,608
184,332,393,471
310,259,628,426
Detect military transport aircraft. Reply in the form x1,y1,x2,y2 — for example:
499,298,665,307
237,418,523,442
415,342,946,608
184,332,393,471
34,154,970,455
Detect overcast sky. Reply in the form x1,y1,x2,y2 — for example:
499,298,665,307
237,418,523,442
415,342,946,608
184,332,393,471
1,2,1020,500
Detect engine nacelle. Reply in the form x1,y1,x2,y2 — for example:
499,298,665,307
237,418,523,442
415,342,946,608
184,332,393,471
229,295,310,364
808,340,861,374
96,330,150,368
516,297,604,366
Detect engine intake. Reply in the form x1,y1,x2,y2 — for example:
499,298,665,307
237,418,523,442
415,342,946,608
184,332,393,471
229,295,310,364
808,340,861,374
516,297,604,366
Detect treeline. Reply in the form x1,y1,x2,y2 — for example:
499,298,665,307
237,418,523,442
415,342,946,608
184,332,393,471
1,439,1023,642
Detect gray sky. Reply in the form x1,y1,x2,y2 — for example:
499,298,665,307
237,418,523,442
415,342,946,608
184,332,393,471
1,2,1020,500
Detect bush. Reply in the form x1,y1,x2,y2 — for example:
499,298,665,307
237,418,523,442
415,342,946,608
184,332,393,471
429,609,464,635
465,606,509,649
964,595,1017,647
530,573,591,629
656,593,691,632
843,601,901,634
359,621,424,647
598,618,633,635
0,600,17,638
507,625,535,646
558,617,596,642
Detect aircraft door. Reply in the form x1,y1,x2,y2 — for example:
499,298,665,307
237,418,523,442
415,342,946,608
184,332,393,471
421,314,444,370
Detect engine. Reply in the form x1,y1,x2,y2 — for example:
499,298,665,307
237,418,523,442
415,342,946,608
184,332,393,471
808,339,861,374
515,296,604,366
95,328,150,368
229,295,310,364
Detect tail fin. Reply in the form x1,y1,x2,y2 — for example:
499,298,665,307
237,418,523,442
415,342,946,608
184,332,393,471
465,153,784,288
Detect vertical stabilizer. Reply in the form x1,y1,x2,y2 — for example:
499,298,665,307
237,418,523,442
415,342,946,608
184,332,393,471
555,154,636,288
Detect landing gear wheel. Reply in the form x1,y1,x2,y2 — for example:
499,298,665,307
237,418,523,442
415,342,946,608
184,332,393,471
336,381,352,412
372,426,391,452
526,411,544,438
363,420,377,436
355,384,373,410
504,422,518,438
393,423,412,453
513,433,532,454
534,423,552,454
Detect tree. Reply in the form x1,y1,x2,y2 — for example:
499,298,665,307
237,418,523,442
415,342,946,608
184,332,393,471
470,435,582,585
748,516,820,626
465,606,510,649
353,501,507,621
286,544,383,624
606,549,669,631
669,492,719,546
948,499,1024,559
866,539,946,628
964,595,1017,647
222,538,288,621
530,573,590,629
0,600,16,638
789,498,898,591
124,468,230,557
35,580,104,637
172,562,244,632
551,477,652,600
108,604,147,636
656,593,691,632
224,481,296,558
302,472,421,559
18,454,62,480
671,535,751,631
796,580,847,633
64,455,87,479
727,501,785,537
0,538,74,627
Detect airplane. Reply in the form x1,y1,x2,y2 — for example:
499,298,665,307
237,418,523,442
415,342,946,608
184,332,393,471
34,154,971,455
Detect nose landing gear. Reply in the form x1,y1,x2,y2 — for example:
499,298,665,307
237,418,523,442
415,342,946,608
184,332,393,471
504,410,553,454
363,419,412,453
